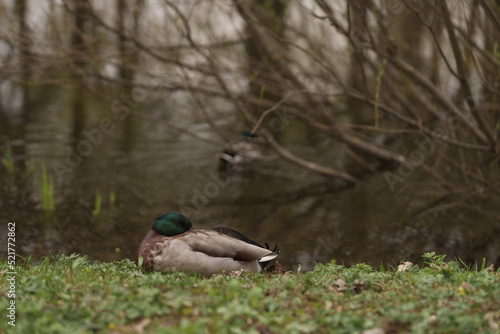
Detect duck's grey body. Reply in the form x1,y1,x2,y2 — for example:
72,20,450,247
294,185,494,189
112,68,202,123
137,227,278,276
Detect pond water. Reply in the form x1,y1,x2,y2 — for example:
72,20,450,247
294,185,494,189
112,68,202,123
1,89,499,271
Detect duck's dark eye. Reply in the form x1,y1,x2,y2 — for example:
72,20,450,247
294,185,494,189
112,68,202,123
175,221,182,226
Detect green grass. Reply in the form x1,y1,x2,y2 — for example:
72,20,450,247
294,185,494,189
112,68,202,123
92,189,102,217
1,253,499,333
2,147,14,177
41,162,55,211
109,191,116,211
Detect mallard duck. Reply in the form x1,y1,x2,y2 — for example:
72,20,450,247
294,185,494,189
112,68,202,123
136,212,279,276
215,132,263,172
216,141,262,168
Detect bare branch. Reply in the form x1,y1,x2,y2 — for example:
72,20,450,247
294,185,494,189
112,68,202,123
261,131,358,183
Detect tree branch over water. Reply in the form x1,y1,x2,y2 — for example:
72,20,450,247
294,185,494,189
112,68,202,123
1,0,499,226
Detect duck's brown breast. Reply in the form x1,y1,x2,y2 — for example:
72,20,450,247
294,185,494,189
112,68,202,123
135,230,169,272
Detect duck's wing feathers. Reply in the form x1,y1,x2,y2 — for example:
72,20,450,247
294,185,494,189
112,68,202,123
183,228,277,262
212,227,264,248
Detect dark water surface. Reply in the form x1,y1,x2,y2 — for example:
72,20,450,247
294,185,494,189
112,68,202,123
1,100,499,271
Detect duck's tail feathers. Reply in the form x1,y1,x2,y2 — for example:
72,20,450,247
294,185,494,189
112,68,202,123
259,252,278,263
258,246,279,269
265,243,280,254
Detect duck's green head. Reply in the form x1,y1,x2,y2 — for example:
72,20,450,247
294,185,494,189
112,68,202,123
152,212,192,236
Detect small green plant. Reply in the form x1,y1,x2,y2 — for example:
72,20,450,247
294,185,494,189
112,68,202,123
137,255,144,269
109,190,116,210
250,71,259,83
92,189,102,216
422,252,447,266
2,147,15,177
41,162,55,211
374,58,387,128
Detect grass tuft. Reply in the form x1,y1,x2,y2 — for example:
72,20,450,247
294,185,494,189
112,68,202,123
92,189,102,217
2,147,14,176
41,162,55,211
109,191,116,211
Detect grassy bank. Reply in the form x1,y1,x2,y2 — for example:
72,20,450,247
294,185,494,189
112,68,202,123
1,253,499,333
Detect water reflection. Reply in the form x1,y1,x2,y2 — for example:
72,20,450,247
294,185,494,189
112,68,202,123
1,101,500,271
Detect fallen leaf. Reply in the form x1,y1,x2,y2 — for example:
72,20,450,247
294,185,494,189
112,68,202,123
268,261,285,275
133,318,151,333
256,324,273,334
484,312,499,330
352,279,365,293
397,261,414,272
362,328,385,334
461,281,472,292
228,269,245,278
334,278,347,292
